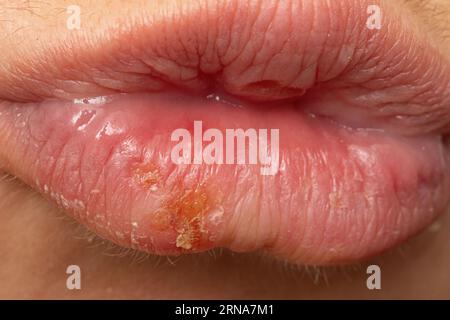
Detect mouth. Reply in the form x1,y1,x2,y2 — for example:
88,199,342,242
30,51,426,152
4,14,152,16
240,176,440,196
0,0,450,265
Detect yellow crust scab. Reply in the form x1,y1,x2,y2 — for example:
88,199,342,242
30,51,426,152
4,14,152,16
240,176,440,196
133,162,224,251
175,218,203,250
176,234,193,250
166,185,222,251
133,162,161,190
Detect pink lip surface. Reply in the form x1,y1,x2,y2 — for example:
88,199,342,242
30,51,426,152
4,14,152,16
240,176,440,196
0,91,449,265
0,0,450,265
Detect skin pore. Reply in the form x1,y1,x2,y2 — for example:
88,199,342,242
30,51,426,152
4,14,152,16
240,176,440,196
0,0,450,298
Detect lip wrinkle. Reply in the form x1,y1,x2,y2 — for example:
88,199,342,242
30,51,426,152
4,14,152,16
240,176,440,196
0,91,449,265
0,1,448,117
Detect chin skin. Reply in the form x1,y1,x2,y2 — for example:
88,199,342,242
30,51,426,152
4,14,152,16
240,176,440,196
0,175,449,299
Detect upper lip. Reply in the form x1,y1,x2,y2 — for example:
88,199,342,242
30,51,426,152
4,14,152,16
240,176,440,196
1,0,450,128
0,0,450,265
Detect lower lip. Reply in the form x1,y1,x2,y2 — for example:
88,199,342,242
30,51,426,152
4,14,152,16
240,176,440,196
0,91,449,265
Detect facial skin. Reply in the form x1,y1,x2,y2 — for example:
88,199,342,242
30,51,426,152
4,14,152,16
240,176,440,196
0,0,450,299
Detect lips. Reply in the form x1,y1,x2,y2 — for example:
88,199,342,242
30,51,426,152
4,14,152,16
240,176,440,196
0,0,450,265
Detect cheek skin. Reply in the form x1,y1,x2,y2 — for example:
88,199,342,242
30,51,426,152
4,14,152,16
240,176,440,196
401,0,450,54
